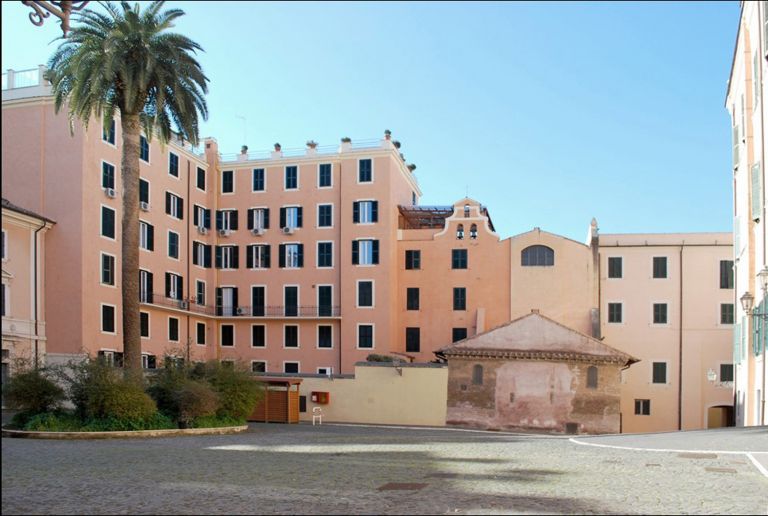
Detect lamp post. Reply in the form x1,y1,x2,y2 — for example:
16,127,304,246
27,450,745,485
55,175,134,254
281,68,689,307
21,1,89,36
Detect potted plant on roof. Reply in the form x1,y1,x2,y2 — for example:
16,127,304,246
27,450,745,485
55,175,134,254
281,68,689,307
384,129,391,140
274,143,281,151
392,140,401,149
238,145,249,161
271,142,283,159
306,140,318,156
340,136,352,152
407,163,416,172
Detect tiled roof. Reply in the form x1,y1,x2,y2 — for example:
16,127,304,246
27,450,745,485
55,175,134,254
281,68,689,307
1,198,55,224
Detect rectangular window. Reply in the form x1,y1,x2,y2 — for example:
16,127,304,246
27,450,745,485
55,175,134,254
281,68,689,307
358,324,374,348
139,270,153,303
247,244,270,269
101,304,115,333
216,209,238,231
253,168,265,191
453,287,466,311
221,324,234,347
139,179,149,205
102,119,115,144
406,327,420,353
284,325,299,348
222,170,234,193
608,303,623,323
281,243,303,269
318,163,332,187
252,286,266,317
653,257,667,279
452,249,468,269
140,135,149,162
102,161,115,189
252,325,266,347
247,208,269,232
197,167,206,191
2,230,6,260
352,239,379,265
720,260,734,289
165,192,183,219
405,250,421,270
168,317,179,341
140,312,149,338
652,362,667,384
317,242,333,268
318,204,333,227
318,285,332,316
721,303,734,325
278,206,302,230
406,287,419,310
140,221,154,251
196,280,206,306
653,303,668,324
101,206,115,239
452,328,468,342
165,272,183,300
101,253,115,286
285,165,298,189
359,158,372,182
353,200,378,224
358,281,373,307
318,325,332,348
1,284,6,317
284,362,299,374
608,257,622,278
252,361,266,373
634,399,651,416
169,152,179,178
193,242,209,268
284,286,298,317
216,245,239,269
196,322,206,345
168,231,179,259
720,363,734,383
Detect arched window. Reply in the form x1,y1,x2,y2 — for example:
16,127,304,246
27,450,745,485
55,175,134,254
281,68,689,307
464,204,470,218
521,245,554,266
587,366,598,389
470,224,478,240
456,224,464,240
472,364,483,385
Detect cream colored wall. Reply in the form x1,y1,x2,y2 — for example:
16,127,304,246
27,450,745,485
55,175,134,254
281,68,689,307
296,363,448,426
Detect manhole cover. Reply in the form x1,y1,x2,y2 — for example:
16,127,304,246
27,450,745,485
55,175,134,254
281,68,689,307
705,467,737,474
378,483,429,491
678,453,718,459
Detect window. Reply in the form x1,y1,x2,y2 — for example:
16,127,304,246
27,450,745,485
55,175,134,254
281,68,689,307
587,366,598,389
247,208,270,231
317,242,333,268
165,192,183,219
653,257,667,278
101,206,115,239
196,280,206,306
653,303,668,324
634,399,651,416
285,325,299,348
279,244,303,269
215,245,239,269
252,286,266,317
222,170,234,193
754,52,760,107
196,167,206,191
101,304,115,333
352,239,379,265
652,362,667,384
720,260,734,289
470,224,478,240
165,273,183,300
318,163,332,187
284,362,299,374
452,328,467,342
196,322,206,345
318,204,333,227
139,179,150,205
194,205,211,230
142,354,157,370
452,249,468,269
253,168,265,191
608,257,622,279
317,367,332,376
1,230,6,260
1,284,7,317
720,363,734,383
252,361,266,373
521,245,554,266
318,325,332,348
318,285,333,316
358,325,374,348
284,286,298,317
453,287,466,311
353,200,378,224
216,209,238,231
140,312,149,338
406,327,420,353
169,152,179,178
280,206,303,229
139,270,153,303
168,231,179,259
168,317,179,341
247,244,270,269
457,224,464,240
405,250,421,270
221,324,234,347
608,303,622,323
359,158,372,182
251,325,266,347
472,364,483,385
102,161,115,189
407,288,419,310
721,303,734,325
193,242,212,268
140,135,149,162
102,119,115,144
285,165,298,189
358,281,373,307
101,253,115,286
140,221,154,251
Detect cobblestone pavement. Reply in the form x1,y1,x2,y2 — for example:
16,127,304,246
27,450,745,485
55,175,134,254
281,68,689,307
2,423,767,515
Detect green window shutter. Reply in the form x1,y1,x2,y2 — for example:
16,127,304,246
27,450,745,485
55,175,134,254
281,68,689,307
742,316,747,361
752,163,762,221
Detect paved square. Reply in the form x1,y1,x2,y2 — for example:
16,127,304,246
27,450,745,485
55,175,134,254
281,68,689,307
2,424,766,514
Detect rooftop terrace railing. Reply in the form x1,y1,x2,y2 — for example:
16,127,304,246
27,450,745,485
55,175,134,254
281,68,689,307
2,67,45,90
219,138,388,162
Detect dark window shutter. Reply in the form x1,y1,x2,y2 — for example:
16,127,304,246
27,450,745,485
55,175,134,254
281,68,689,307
298,244,304,268
297,207,303,228
280,208,286,229
372,201,378,223
247,245,254,269
279,244,286,268
165,273,171,297
165,192,171,214
215,288,223,316
178,197,184,220
216,210,223,230
192,242,199,266
232,246,239,269
372,240,380,264
204,209,211,229
230,210,238,230
215,246,222,268
147,272,153,303
352,240,359,265
247,209,254,230
204,245,211,268
193,205,199,226
177,276,183,300
147,224,154,251
263,208,270,229
232,288,239,313
264,245,271,268
353,202,360,223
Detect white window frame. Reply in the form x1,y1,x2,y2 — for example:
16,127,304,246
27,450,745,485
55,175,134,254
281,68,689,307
651,255,669,280
316,324,333,350
283,284,300,316
283,323,300,349
220,324,236,348
285,206,300,230
251,324,267,348
169,151,180,179
316,284,333,315
101,159,116,190
100,252,116,287
284,164,299,191
651,301,670,326
357,199,376,224
195,205,208,230
650,360,669,385
283,361,300,374
252,167,266,192
357,158,374,184
220,285,236,316
606,255,623,280
139,268,151,303
317,367,333,375
316,241,334,269
195,279,206,306
167,230,180,260
168,271,182,300
101,117,116,147
357,239,375,266
317,162,333,189
193,241,206,269
250,244,269,269
252,360,267,373
221,169,235,194
139,220,152,251
140,311,150,340
196,166,207,193
606,301,624,325
317,203,334,228
196,321,206,346
221,209,235,231
100,302,117,335
285,243,301,269
250,206,268,231
356,279,375,308
168,191,183,220
139,135,150,164
221,245,236,270
356,323,375,350
100,204,116,241
251,284,267,315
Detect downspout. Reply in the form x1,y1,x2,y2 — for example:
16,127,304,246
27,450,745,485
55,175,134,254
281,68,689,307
338,158,343,375
33,221,46,369
678,243,684,431
186,158,191,364
758,0,767,426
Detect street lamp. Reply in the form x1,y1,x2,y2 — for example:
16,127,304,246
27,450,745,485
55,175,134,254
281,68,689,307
741,291,755,313
22,1,89,36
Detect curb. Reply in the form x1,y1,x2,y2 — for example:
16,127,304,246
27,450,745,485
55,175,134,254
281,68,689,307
1,425,249,440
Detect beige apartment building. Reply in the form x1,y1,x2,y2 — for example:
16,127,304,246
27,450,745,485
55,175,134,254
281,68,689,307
1,65,734,431
726,0,767,427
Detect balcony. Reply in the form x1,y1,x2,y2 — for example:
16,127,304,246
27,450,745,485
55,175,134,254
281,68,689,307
139,293,340,318
2,66,52,101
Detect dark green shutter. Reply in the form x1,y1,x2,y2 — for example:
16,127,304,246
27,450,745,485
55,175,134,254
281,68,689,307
192,242,199,266
165,192,171,214
232,246,239,268
372,201,378,222
216,288,223,316
230,210,237,230
193,205,199,226
352,241,359,265
147,224,154,251
215,246,222,268
353,202,360,223
247,245,254,269
279,244,286,268
247,209,254,230
204,245,211,268
264,245,271,268
216,210,223,230
264,209,270,229
372,240,379,264
280,208,286,228
297,207,303,228
297,244,304,267
165,273,171,297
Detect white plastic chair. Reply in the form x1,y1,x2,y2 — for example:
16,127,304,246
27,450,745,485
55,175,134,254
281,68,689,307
312,407,323,426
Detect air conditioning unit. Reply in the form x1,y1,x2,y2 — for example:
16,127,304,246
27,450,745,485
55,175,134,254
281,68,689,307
104,187,117,198
218,229,231,237
251,228,264,236
198,226,208,235
282,226,294,235
140,201,150,211
178,300,188,309
236,307,245,316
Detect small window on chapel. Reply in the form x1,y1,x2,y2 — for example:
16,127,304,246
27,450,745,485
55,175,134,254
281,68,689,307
472,364,483,385
457,224,464,240
470,224,478,239
587,366,598,389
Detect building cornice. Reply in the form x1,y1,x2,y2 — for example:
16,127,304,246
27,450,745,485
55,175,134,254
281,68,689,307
442,348,635,366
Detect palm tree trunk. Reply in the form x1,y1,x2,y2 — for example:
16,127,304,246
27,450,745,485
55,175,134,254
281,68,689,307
120,113,142,375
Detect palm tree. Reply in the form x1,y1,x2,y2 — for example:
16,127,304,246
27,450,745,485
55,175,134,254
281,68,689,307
46,1,209,374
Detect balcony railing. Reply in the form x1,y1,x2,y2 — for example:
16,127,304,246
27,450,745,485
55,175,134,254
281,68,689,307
140,293,339,318
219,138,388,162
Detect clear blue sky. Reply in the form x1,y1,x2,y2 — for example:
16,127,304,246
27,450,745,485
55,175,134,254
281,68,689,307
2,1,740,241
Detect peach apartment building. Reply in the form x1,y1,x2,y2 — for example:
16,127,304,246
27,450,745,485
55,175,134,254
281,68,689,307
726,0,767,427
1,65,733,431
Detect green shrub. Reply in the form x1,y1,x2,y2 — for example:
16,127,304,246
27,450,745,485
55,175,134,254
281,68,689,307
80,412,175,432
2,368,65,414
23,411,82,432
177,381,219,427
200,361,263,420
146,365,188,421
192,414,245,428
366,353,395,362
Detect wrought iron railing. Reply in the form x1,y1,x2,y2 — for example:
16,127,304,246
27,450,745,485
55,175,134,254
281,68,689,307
139,293,339,318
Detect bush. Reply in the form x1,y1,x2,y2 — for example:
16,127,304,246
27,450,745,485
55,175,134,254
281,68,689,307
200,361,263,420
146,366,189,421
177,381,219,427
366,354,395,362
80,412,175,432
192,414,245,429
23,411,82,432
2,368,65,414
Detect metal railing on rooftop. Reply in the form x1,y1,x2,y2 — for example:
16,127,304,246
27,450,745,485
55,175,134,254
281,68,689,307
219,138,387,162
2,67,44,90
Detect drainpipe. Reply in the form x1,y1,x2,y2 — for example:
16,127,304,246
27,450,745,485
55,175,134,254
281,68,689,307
186,158,191,364
33,221,46,369
338,158,343,375
758,0,767,426
678,243,684,431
